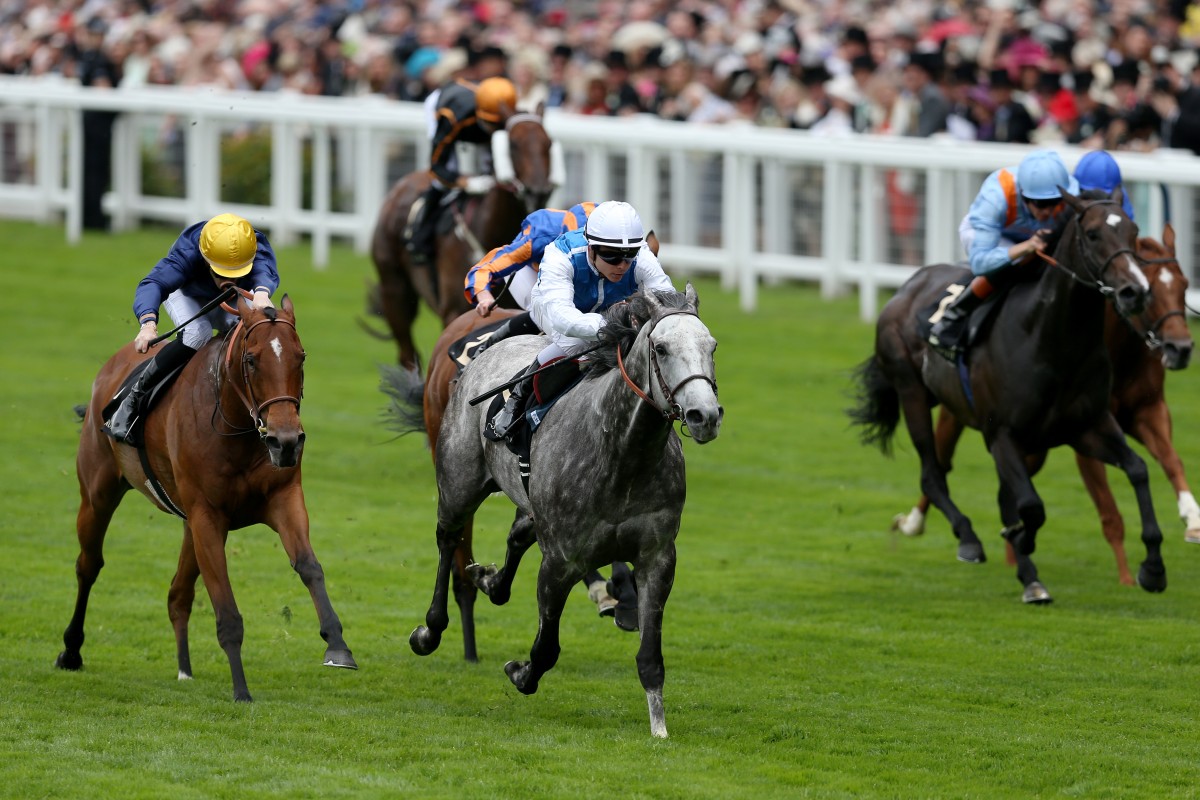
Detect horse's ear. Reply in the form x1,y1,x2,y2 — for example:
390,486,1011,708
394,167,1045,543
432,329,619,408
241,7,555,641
1059,186,1084,214
535,100,545,119
685,281,699,313
239,295,254,317
281,293,294,317
1111,184,1124,210
1163,221,1175,251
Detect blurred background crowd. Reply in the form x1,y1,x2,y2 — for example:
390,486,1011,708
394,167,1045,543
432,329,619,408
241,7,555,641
3,0,1199,154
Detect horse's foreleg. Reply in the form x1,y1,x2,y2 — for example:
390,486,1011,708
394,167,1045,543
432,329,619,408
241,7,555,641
632,545,676,738
609,561,639,632
894,408,966,537
1073,421,1166,593
168,524,202,679
1074,452,1134,585
990,433,1051,604
895,385,983,562
265,488,356,670
1127,401,1200,542
504,554,580,696
56,458,124,671
410,523,462,656
189,511,251,701
467,509,536,606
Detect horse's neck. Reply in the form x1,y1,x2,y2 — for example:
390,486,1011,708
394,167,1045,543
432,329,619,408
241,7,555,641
588,344,674,458
207,333,254,431
1026,232,1108,346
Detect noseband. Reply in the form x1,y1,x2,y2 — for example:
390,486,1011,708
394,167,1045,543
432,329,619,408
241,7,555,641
615,308,718,429
214,316,303,438
1125,256,1189,351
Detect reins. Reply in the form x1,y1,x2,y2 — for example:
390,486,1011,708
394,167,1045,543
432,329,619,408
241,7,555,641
1034,199,1137,299
212,315,302,438
615,308,718,436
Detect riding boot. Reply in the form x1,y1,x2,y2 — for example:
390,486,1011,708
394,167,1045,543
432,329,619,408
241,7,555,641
410,184,447,267
928,275,994,360
474,311,538,358
489,357,540,439
104,339,196,444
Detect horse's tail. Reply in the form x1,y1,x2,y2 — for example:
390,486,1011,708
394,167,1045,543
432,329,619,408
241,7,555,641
379,363,426,436
357,280,393,341
847,356,900,455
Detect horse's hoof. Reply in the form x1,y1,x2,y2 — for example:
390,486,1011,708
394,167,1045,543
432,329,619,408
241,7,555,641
1185,529,1200,545
957,541,986,563
891,508,926,537
1136,563,1167,593
587,581,618,617
54,651,82,671
465,561,498,591
504,660,538,695
234,693,254,703
323,648,358,670
614,604,639,632
1022,581,1053,604
409,626,441,656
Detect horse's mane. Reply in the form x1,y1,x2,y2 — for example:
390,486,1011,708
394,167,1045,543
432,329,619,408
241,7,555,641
586,289,691,378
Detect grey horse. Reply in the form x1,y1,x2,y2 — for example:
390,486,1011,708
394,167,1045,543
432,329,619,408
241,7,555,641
410,285,722,738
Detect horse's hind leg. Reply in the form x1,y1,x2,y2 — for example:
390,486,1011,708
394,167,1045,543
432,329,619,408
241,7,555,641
378,268,422,372
168,524,202,679
609,561,639,632
263,491,356,670
894,383,985,562
411,522,464,656
57,437,126,671
504,554,582,696
632,544,677,738
453,517,480,662
1075,452,1134,585
466,509,536,606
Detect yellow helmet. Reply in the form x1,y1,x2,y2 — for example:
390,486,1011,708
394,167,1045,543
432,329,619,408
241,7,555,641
199,213,257,277
476,76,517,123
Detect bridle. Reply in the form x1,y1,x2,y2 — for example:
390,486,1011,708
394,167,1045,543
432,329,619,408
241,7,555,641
500,113,556,205
1037,198,1137,298
615,308,718,433
212,315,303,438
1122,255,1189,351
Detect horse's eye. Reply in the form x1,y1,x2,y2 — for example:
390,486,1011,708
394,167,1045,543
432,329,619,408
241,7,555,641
654,343,668,356
243,354,256,369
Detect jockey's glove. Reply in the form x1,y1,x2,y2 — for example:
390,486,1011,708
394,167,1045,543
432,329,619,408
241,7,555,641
134,321,157,353
252,289,274,309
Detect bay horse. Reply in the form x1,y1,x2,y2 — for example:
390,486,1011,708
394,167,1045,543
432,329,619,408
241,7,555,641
380,307,639,662
849,188,1167,604
369,110,557,372
409,286,722,738
59,296,355,701
890,225,1195,584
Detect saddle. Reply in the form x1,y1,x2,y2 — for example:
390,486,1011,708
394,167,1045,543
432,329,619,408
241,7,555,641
447,317,512,377
483,359,586,492
918,279,1004,356
99,360,188,443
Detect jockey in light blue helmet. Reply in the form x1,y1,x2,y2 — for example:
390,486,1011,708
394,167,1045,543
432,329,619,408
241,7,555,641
1073,150,1136,220
930,149,1078,360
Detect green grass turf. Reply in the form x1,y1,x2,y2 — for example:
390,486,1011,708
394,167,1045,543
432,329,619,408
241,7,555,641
2,219,1200,798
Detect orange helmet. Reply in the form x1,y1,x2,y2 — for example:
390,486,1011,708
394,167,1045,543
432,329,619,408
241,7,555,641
476,77,517,123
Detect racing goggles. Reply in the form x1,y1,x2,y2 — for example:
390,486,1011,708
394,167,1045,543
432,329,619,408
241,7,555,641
594,246,639,265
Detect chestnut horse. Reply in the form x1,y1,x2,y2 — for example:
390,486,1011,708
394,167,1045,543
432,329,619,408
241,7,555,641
849,189,1167,604
369,111,556,372
58,297,355,701
891,225,1195,584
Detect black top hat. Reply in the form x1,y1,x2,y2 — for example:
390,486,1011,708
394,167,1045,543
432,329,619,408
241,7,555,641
843,26,869,46
1036,71,1063,94
800,63,832,86
468,45,507,66
551,43,573,61
1071,69,1094,93
1111,58,1141,85
989,67,1015,89
950,61,978,85
907,51,943,78
850,54,877,73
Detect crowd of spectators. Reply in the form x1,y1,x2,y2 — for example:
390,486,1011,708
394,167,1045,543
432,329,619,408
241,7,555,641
3,0,1200,155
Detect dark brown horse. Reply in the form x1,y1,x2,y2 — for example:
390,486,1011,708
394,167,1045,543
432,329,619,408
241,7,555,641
849,189,1167,604
369,111,556,372
891,225,1195,584
58,297,355,701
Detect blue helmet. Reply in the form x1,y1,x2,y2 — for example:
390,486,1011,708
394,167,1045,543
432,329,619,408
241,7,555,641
1074,150,1135,220
1016,150,1077,200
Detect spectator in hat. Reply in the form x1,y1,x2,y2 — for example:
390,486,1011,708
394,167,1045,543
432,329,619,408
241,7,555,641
810,74,860,136
1070,69,1116,145
986,67,1035,143
76,18,119,231
902,50,950,136
603,49,641,115
545,44,573,108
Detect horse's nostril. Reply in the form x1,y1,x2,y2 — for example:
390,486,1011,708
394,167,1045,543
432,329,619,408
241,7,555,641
685,409,705,427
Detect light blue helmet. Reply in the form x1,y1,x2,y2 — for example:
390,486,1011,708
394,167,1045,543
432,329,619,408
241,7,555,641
1016,150,1077,200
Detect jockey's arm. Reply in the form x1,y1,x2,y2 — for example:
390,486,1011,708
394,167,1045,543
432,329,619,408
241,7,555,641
965,189,1016,276
531,247,605,341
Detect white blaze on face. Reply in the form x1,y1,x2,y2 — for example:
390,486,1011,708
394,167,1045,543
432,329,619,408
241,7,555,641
1159,269,1175,289
1126,256,1149,291
270,337,283,361
1106,213,1122,228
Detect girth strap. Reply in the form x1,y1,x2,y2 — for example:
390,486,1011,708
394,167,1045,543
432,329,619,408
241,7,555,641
137,446,187,519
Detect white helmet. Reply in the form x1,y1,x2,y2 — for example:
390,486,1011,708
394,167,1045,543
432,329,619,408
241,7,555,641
584,201,645,249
